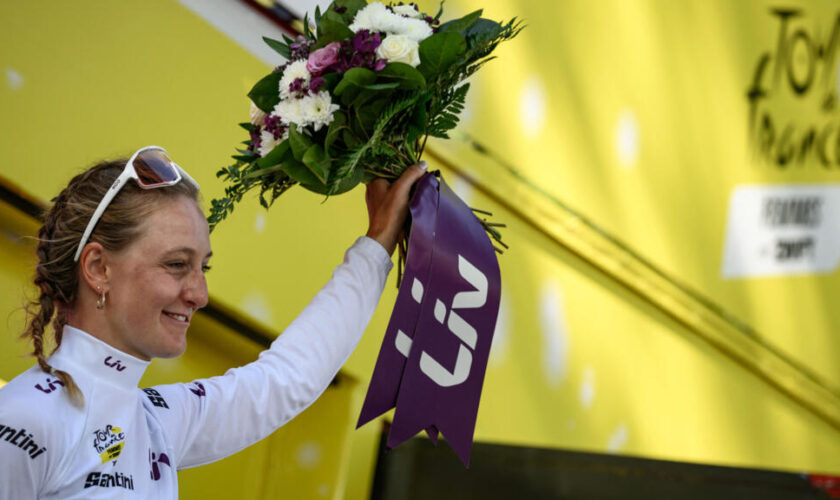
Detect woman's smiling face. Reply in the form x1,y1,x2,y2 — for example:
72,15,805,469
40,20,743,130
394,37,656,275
103,196,212,360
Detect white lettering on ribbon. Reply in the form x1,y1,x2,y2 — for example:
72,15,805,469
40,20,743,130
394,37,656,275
397,255,488,388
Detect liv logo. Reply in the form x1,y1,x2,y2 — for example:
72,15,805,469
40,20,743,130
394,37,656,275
34,377,64,394
149,450,171,480
189,381,205,397
104,356,126,372
395,255,487,387
357,173,501,467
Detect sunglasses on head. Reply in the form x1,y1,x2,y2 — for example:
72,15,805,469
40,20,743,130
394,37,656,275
73,146,201,262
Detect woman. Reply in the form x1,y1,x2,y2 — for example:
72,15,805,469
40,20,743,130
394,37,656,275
0,146,426,498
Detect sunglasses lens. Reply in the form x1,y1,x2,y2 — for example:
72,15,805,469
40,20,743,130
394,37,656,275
133,149,180,187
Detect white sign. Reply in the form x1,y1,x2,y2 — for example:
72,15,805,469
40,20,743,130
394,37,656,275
722,185,840,278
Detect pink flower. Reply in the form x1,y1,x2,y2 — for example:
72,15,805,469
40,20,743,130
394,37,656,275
306,42,341,76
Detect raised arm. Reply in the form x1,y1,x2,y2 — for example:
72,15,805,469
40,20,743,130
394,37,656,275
147,163,427,468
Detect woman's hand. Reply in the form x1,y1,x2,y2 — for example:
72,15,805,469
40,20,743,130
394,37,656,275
365,162,428,255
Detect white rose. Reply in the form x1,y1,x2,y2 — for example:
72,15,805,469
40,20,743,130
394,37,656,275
376,34,421,67
392,4,423,19
249,101,266,127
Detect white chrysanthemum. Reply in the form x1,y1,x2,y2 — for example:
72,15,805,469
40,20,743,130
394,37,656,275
392,4,423,19
397,17,433,42
349,2,391,32
249,101,266,127
274,98,307,126
279,60,311,99
300,93,340,131
376,34,421,67
258,128,285,158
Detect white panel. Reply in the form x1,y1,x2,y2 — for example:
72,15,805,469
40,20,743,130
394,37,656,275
721,184,840,278
176,0,294,66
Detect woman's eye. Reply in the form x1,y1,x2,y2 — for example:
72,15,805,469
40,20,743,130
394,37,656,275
167,262,186,270
202,265,212,273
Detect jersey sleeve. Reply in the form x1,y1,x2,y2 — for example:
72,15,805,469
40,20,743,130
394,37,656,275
0,380,63,499
146,236,392,469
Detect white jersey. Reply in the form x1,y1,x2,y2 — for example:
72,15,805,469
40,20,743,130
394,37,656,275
0,237,391,499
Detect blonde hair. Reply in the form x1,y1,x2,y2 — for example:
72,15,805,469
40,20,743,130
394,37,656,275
22,157,200,407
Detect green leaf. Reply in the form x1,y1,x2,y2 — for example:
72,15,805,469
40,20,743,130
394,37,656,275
248,72,283,113
329,160,364,195
406,93,431,143
343,129,362,148
303,12,313,39
377,63,426,89
350,88,382,108
256,140,290,167
340,85,361,107
329,146,367,194
434,0,445,20
289,124,313,161
316,10,354,47
417,32,467,79
281,159,329,194
332,0,367,23
334,67,377,95
351,92,389,130
238,122,256,132
438,9,482,34
302,144,331,184
243,163,285,180
325,111,348,152
262,36,291,59
321,72,343,92
464,18,503,47
362,82,400,90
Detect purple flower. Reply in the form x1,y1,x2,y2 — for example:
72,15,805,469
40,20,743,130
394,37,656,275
289,35,315,61
307,41,341,76
350,52,365,68
264,114,284,138
249,126,262,152
352,30,382,53
374,58,387,71
289,77,306,94
309,76,325,93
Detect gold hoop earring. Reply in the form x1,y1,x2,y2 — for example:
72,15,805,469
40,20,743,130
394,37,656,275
96,286,106,310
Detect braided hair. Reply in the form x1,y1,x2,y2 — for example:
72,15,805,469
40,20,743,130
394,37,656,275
21,157,200,407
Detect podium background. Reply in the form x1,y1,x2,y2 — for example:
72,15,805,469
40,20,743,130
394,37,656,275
2,0,840,498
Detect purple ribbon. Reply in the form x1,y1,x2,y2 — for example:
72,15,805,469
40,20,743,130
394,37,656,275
357,172,501,467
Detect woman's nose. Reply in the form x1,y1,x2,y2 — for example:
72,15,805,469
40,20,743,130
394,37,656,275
183,270,209,310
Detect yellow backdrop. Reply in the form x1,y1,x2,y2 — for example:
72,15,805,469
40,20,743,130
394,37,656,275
2,1,840,499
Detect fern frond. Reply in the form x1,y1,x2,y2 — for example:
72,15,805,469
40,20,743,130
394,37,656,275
329,93,421,193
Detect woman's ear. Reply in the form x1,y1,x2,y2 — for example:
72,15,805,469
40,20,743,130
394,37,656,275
79,242,110,292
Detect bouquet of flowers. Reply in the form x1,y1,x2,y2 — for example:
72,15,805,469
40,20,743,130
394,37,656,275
207,0,521,229
210,0,521,466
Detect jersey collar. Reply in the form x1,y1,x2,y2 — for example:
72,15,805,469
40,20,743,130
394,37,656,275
50,325,150,389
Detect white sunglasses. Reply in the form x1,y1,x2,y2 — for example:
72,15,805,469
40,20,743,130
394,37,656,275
73,146,200,262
